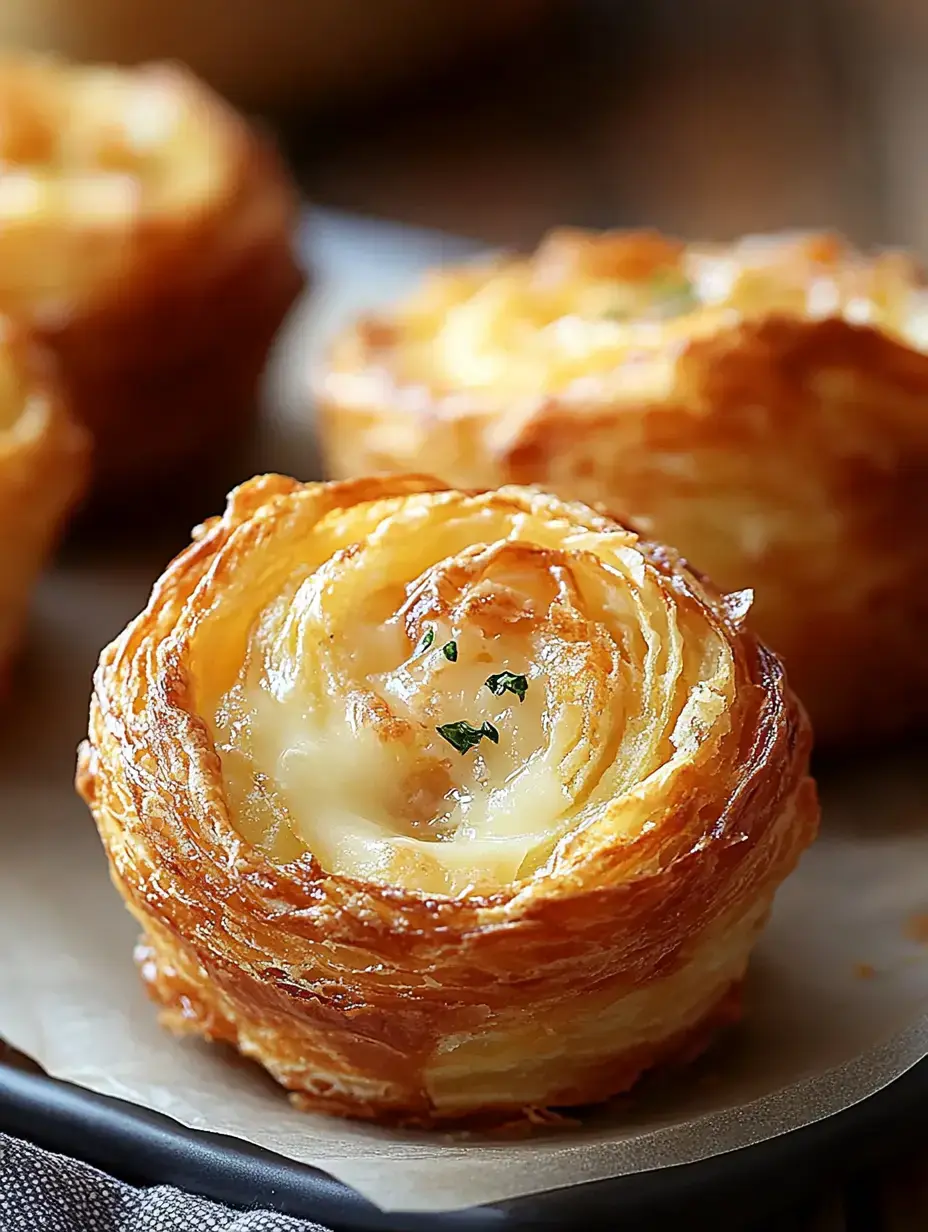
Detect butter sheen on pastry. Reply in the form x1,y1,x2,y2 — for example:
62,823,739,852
318,229,928,744
77,474,818,1125
0,326,88,680
0,53,303,494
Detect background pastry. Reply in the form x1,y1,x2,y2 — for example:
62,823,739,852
78,473,817,1126
0,326,88,685
317,230,928,745
0,53,304,497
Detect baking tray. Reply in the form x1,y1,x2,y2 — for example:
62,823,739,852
2,1051,927,1230
2,209,928,1228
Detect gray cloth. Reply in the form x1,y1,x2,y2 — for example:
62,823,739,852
0,1134,328,1231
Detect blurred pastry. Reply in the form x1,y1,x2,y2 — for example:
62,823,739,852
78,473,817,1126
0,325,88,682
317,230,928,744
0,53,304,496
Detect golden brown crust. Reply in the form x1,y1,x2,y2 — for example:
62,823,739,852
77,473,818,1126
0,54,304,495
0,328,90,676
316,229,928,744
134,917,746,1129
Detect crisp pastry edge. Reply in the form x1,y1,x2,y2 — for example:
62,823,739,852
316,248,928,746
76,474,819,1126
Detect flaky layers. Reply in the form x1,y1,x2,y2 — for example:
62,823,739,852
77,474,817,1126
0,328,89,682
318,230,928,744
0,53,304,494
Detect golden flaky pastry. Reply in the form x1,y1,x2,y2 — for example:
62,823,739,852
318,230,928,745
0,327,88,682
77,474,817,1126
0,53,303,495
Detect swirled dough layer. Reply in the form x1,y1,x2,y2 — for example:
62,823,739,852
210,488,735,895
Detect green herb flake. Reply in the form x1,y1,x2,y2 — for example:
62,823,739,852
437,720,499,755
649,268,697,315
601,304,630,322
416,628,435,654
485,671,529,703
442,640,458,662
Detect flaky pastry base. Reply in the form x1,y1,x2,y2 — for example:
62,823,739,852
77,474,817,1126
0,329,89,680
317,229,928,744
0,54,304,495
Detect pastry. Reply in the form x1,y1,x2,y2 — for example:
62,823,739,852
78,474,817,1126
317,229,928,744
0,53,304,496
0,326,89,682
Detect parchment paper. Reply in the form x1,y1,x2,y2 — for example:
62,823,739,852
1,210,927,1215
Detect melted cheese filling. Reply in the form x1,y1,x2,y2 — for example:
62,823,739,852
209,491,733,896
378,231,928,398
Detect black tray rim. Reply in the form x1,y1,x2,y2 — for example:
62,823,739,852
2,1052,928,1231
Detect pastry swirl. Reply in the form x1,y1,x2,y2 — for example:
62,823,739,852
0,53,303,495
317,229,928,744
78,474,818,1125
0,326,88,682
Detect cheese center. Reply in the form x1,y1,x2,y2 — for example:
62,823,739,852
208,494,732,897
379,232,927,398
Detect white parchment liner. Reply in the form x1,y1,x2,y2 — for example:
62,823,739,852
1,211,927,1214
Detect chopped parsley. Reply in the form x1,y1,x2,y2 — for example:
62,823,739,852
649,268,697,315
601,303,631,322
416,628,435,654
442,640,458,662
437,720,499,755
485,671,528,703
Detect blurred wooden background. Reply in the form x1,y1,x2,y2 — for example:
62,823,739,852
6,0,925,253
270,0,928,257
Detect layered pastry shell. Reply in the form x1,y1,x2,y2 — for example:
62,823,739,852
0,326,89,682
317,229,928,744
78,474,818,1126
0,53,304,495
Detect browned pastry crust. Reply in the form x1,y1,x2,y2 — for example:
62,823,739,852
0,328,89,680
317,229,928,744
77,474,818,1127
0,54,304,496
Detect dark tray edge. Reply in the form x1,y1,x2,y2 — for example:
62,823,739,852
2,1053,928,1231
